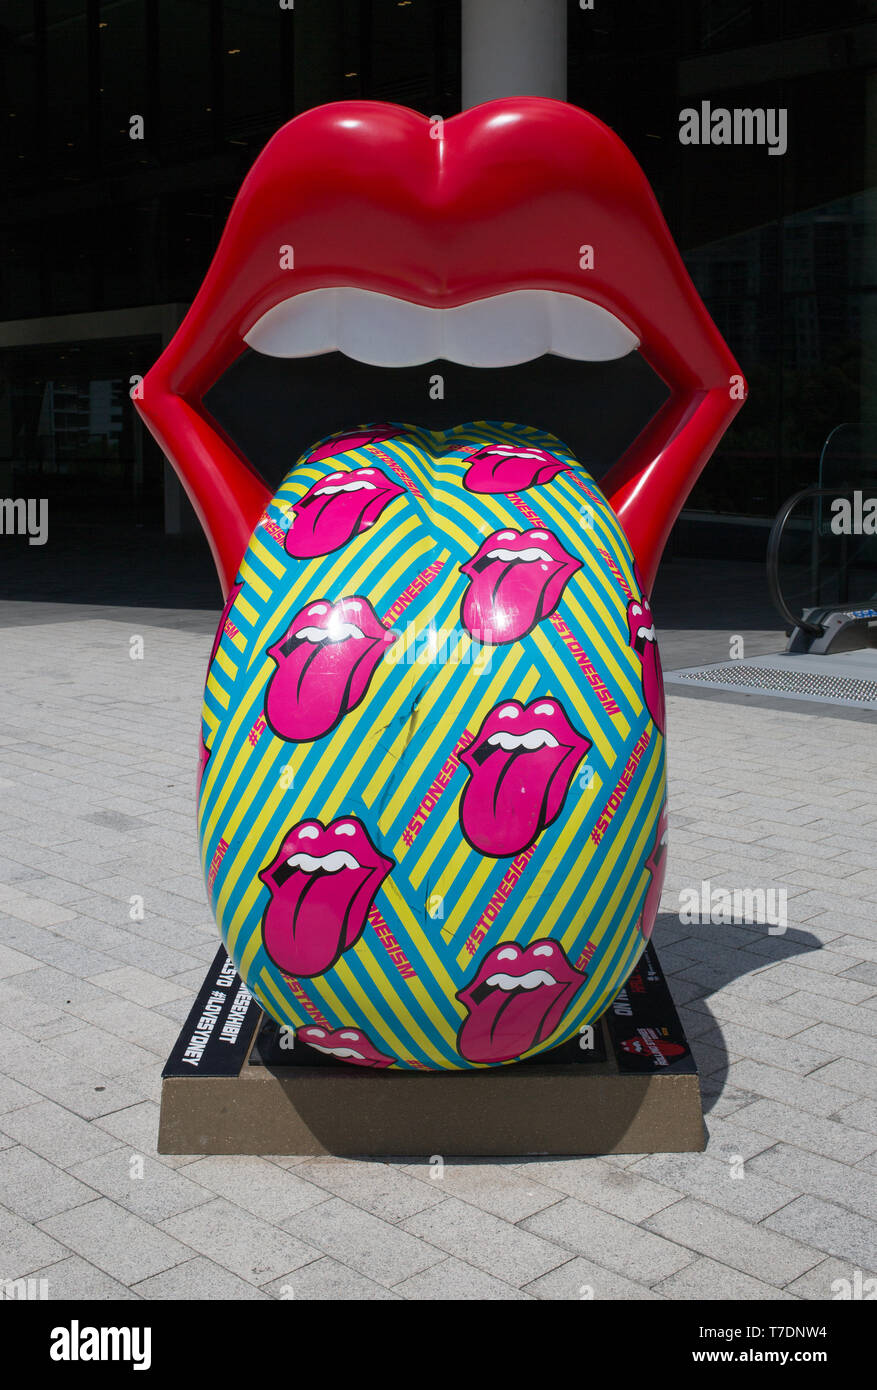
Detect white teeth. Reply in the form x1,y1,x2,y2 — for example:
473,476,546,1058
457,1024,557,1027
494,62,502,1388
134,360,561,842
487,728,558,751
293,622,365,643
285,850,360,873
637,624,656,642
244,287,638,367
314,481,377,495
307,1044,365,1060
485,970,558,991
486,546,553,563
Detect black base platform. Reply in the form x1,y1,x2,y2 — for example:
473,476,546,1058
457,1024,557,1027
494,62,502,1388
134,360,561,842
158,943,704,1156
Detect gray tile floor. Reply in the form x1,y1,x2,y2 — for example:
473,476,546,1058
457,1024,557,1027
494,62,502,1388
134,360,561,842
0,586,875,1300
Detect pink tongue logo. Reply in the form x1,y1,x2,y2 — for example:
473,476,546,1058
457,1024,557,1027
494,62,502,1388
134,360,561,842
264,595,397,743
285,468,405,559
456,940,586,1064
459,698,591,858
463,444,573,495
460,528,581,645
259,817,394,977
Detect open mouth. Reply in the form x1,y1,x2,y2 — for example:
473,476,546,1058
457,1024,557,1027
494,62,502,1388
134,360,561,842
296,1024,395,1068
626,586,665,735
259,816,394,977
460,527,581,645
265,595,397,744
457,939,586,1064
133,99,744,599
640,801,669,941
460,698,591,858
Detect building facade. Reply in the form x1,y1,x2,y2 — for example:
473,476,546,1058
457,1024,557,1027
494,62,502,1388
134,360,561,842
1,0,875,541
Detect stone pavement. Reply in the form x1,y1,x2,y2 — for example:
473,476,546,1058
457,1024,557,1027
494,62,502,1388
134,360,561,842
0,585,875,1301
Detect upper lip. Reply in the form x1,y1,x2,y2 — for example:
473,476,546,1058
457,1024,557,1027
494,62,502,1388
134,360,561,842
270,595,389,656
134,97,744,594
461,941,584,1005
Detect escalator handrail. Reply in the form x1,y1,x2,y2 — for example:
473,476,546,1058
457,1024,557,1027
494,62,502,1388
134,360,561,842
767,484,862,636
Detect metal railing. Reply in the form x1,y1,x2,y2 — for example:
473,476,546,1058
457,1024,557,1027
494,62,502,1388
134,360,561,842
766,484,864,636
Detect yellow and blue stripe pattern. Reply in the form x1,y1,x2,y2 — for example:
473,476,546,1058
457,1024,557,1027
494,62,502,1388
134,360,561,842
197,421,667,1070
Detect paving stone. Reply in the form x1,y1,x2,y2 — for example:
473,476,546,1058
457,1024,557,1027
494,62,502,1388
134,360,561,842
731,1098,876,1163
628,1152,795,1221
724,1059,856,1117
702,1117,777,1162
784,1255,877,1300
522,1256,663,1300
0,1205,70,1278
133,1256,270,1300
180,1156,332,1223
777,990,877,1036
67,1148,212,1222
0,943,40,979
403,1197,568,1287
510,1157,681,1223
161,1198,322,1285
289,1196,446,1287
393,1255,533,1300
746,1144,877,1221
281,1157,445,1223
0,1100,121,1168
28,1254,142,1300
808,1057,877,1101
520,1198,695,1283
763,1195,877,1267
0,1145,95,1222
86,966,190,1008
261,1257,401,1301
643,1198,823,1283
39,1197,193,1285
400,1158,562,1222
0,1072,40,1115
653,1256,797,1300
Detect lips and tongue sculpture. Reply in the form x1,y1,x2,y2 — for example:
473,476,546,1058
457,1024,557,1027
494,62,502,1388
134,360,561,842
133,98,745,1070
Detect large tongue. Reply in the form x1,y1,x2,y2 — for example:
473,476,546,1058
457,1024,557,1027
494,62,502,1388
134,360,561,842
462,745,567,857
263,866,371,976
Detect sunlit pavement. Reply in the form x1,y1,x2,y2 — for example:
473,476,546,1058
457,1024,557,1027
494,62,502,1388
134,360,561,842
0,567,875,1300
